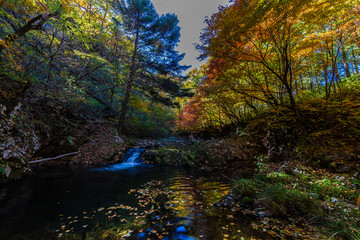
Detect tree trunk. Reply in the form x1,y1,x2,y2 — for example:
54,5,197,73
351,46,359,74
339,38,351,78
322,59,330,98
284,81,301,123
118,25,139,134
0,12,59,52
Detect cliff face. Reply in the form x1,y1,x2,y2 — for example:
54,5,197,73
0,93,78,181
0,97,126,182
0,102,42,180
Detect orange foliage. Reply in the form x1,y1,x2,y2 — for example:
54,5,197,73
177,0,360,132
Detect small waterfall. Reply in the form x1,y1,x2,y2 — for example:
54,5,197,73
99,149,145,171
123,149,144,164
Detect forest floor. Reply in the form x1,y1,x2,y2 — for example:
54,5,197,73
142,97,360,239
142,140,360,239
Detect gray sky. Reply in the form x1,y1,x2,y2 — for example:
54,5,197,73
151,0,229,73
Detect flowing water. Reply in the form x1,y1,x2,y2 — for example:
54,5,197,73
100,149,146,171
0,149,269,240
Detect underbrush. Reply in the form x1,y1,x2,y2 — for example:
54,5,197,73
146,143,208,167
233,160,360,239
144,135,261,171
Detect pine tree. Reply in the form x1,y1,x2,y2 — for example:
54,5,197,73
114,0,189,133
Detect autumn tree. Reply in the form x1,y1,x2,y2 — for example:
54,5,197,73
0,0,129,109
198,0,325,121
178,0,360,132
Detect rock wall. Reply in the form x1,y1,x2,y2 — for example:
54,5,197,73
0,98,127,181
0,102,42,180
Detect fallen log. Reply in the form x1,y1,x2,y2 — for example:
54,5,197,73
29,152,78,164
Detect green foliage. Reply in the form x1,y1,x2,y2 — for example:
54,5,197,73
124,97,176,138
254,155,266,173
0,0,188,136
150,144,205,167
311,177,356,200
126,117,171,138
261,183,322,217
351,178,360,189
328,219,360,240
233,168,360,238
341,74,360,89
234,174,323,217
233,179,258,199
0,161,6,176
114,0,189,132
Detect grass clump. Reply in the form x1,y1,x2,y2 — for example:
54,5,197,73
234,173,323,218
260,183,322,217
233,164,360,239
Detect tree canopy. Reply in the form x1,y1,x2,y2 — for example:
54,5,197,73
177,0,360,132
0,0,189,137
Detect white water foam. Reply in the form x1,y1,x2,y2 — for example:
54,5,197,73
98,149,145,171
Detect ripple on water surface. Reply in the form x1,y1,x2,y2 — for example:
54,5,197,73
0,165,270,240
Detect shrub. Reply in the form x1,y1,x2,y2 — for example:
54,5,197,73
233,179,258,199
260,184,322,217
233,172,324,218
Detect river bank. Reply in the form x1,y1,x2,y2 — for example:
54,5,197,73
141,99,360,239
141,146,359,239
1,94,360,239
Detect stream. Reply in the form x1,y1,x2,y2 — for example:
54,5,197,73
0,149,269,240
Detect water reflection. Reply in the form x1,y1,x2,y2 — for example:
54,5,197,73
162,174,231,239
0,167,268,240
